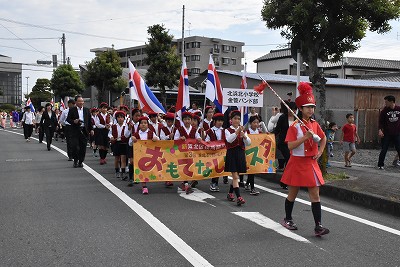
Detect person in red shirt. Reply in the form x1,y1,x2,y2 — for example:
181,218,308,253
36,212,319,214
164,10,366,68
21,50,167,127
340,113,360,167
280,82,329,237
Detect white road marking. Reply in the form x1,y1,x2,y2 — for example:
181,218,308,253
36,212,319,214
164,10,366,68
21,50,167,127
233,212,310,243
4,129,213,267
178,188,217,207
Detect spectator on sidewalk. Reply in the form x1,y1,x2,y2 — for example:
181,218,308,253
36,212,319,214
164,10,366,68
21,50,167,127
378,95,400,169
340,113,360,167
325,122,339,167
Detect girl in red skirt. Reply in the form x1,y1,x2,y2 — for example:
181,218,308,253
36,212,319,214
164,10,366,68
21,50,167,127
280,82,329,237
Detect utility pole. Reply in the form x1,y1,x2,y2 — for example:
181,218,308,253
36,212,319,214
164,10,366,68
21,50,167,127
25,76,29,101
181,5,185,62
62,33,66,65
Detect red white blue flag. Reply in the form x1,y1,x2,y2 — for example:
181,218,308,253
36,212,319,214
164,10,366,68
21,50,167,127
205,55,226,113
128,59,166,114
176,59,190,119
60,99,66,111
26,97,35,113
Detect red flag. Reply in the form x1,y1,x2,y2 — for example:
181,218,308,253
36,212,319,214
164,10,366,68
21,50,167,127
254,81,268,94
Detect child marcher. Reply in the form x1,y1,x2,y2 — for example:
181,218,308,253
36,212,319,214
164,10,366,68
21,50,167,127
340,113,360,167
90,108,99,157
224,110,251,205
94,102,112,165
201,106,214,131
204,113,225,192
325,122,338,167
280,82,329,237
130,116,159,194
109,111,130,181
174,111,202,194
127,108,142,187
158,112,175,187
244,115,265,196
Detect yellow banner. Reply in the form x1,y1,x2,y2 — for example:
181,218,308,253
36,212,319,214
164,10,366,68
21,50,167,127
133,134,276,182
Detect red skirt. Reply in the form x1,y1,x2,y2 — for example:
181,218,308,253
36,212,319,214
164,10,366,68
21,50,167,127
280,156,325,187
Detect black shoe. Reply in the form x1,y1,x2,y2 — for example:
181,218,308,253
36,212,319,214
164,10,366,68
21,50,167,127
280,182,288,190
78,162,83,167
281,218,298,230
223,176,228,184
47,147,51,151
68,158,73,161
314,224,330,237
127,179,134,187
73,161,78,168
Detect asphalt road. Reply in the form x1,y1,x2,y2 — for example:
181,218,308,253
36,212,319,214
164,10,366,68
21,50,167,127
1,128,399,267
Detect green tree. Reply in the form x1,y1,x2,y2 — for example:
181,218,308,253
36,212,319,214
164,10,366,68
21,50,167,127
261,0,400,122
144,24,181,107
83,49,123,104
27,78,52,108
51,64,84,100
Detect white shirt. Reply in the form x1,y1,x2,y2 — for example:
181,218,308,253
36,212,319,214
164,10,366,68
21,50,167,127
173,125,201,140
59,108,70,126
77,107,84,123
205,126,223,142
129,128,159,146
248,128,260,134
225,125,251,146
22,111,35,125
95,112,111,129
108,123,130,139
159,125,174,140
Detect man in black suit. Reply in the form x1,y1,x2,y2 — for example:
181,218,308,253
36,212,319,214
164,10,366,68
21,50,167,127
66,95,93,167
39,103,58,151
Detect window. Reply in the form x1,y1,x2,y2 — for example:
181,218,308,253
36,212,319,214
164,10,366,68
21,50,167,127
222,45,230,52
190,55,200,61
231,46,237,52
275,69,288,75
191,42,201,48
191,68,201,74
213,44,219,49
185,43,190,49
222,57,230,65
185,56,190,62
231,58,237,65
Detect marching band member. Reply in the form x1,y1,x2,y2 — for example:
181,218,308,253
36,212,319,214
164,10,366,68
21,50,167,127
130,116,159,194
224,110,251,206
204,113,225,192
280,82,329,237
127,108,142,187
94,102,112,165
109,110,130,181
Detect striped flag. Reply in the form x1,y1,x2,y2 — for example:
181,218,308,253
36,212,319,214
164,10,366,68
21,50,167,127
205,55,226,113
128,59,166,114
60,98,66,111
176,59,190,119
26,97,35,113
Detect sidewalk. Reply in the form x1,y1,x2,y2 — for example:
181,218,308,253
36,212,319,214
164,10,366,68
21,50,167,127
259,161,400,217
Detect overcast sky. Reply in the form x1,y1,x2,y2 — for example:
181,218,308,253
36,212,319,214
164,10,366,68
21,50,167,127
1,0,400,96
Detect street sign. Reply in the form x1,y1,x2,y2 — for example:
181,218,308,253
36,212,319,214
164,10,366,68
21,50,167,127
222,88,263,107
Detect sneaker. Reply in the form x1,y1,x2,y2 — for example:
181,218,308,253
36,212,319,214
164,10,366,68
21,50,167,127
281,218,298,230
223,177,228,184
115,172,121,179
227,193,235,201
378,166,384,170
127,179,134,187
185,184,194,194
214,185,220,192
142,187,149,194
121,174,128,181
330,153,334,157
237,196,245,206
314,224,330,237
165,181,173,187
244,184,251,192
250,189,260,196
180,182,186,191
397,161,400,167
210,183,217,192
100,159,105,165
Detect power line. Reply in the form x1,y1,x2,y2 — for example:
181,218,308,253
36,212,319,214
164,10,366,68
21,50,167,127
0,37,59,40
0,17,145,42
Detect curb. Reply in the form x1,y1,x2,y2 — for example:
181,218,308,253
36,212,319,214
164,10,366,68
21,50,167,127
257,173,400,217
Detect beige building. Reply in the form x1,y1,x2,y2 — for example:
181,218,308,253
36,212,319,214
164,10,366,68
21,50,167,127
92,36,245,78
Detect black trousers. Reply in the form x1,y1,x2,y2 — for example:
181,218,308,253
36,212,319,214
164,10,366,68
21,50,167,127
44,126,55,149
70,127,88,163
23,124,33,139
378,134,400,167
64,125,73,159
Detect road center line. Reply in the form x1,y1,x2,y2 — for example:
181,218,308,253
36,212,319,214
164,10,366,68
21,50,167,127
4,129,213,267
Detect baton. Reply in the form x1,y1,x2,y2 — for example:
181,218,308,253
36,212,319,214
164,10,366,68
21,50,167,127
258,75,321,142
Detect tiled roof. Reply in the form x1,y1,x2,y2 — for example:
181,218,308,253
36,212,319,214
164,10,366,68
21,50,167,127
360,72,400,83
323,57,400,70
218,70,400,89
253,48,291,62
